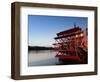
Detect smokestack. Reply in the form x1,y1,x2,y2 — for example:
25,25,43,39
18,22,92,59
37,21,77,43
74,23,76,28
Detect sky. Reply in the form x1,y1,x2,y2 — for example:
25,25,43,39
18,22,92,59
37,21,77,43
28,15,87,47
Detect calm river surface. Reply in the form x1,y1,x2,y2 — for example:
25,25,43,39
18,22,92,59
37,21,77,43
28,50,59,66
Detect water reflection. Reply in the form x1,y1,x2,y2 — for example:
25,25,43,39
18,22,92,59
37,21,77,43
28,50,59,66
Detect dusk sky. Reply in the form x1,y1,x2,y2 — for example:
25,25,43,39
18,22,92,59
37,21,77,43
28,15,87,47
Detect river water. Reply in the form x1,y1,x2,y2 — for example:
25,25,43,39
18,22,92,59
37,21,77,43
28,50,59,66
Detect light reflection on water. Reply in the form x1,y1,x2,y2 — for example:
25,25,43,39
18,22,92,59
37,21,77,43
28,50,59,66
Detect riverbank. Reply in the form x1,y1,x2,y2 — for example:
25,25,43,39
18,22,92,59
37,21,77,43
28,46,54,50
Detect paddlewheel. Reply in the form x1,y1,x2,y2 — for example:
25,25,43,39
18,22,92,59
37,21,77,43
53,25,88,64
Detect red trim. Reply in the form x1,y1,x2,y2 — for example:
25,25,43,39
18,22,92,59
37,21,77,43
57,27,81,36
56,55,80,60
